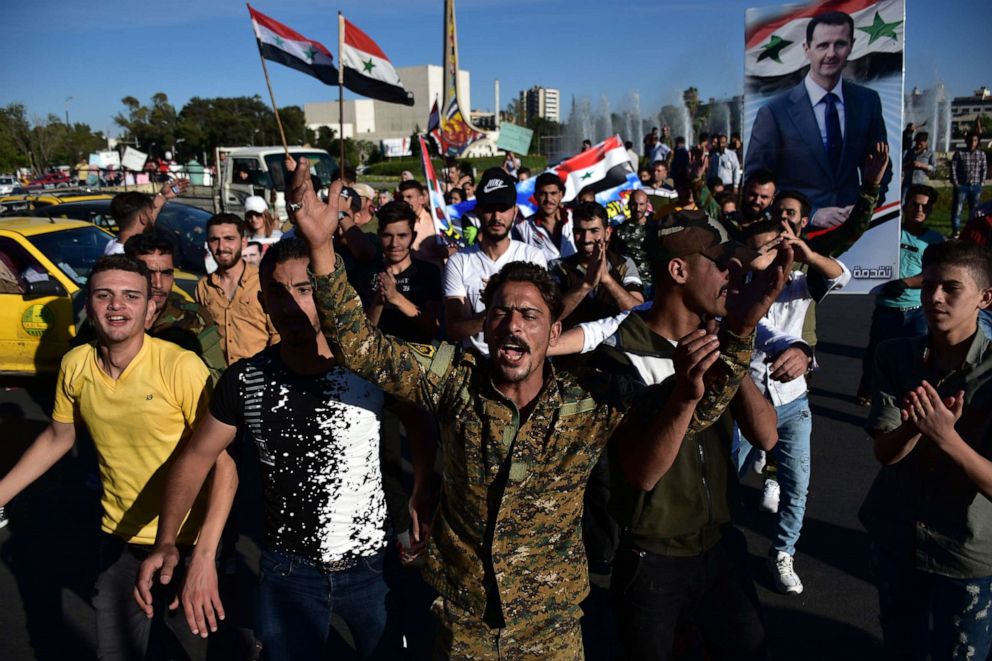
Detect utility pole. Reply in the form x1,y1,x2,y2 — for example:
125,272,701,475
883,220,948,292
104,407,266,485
64,96,74,126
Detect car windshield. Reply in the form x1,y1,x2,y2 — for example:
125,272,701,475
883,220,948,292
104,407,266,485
264,152,337,190
28,226,112,285
155,203,213,274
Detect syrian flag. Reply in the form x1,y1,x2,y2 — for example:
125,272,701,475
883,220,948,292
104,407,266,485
554,135,635,202
248,5,337,86
341,18,414,106
427,99,443,152
745,0,904,79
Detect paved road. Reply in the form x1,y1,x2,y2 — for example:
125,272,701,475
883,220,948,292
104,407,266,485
0,294,886,660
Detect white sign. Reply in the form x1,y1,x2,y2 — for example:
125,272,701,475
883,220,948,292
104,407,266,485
89,150,121,170
121,146,148,172
382,137,412,158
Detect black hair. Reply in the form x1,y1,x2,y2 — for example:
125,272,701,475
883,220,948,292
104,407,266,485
377,200,417,231
806,11,854,43
482,261,563,320
914,132,929,143
698,132,710,143
246,240,263,251
445,189,465,205
572,201,608,227
922,240,992,289
675,136,686,146
715,191,737,209
258,237,310,283
110,191,153,230
653,160,669,170
207,212,247,237
775,189,812,220
743,167,777,192
742,219,784,241
534,172,565,193
624,140,633,149
88,254,152,296
517,166,531,177
905,184,938,207
124,231,174,257
706,176,724,191
397,180,426,194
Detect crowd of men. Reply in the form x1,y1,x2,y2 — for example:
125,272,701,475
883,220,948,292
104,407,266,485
1,14,992,661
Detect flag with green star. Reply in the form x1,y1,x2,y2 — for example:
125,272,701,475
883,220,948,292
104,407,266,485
248,5,338,86
340,17,414,106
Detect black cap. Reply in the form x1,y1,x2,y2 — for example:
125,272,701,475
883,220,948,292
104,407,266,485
649,209,757,266
475,168,517,209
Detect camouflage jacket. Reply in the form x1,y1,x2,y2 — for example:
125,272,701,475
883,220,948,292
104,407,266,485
311,257,750,623
149,293,226,381
613,219,654,290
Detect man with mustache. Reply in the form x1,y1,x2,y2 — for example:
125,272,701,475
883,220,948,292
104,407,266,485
282,156,790,658
195,213,279,365
512,172,575,262
444,168,547,355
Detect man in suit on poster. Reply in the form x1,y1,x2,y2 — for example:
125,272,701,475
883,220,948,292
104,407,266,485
745,10,890,229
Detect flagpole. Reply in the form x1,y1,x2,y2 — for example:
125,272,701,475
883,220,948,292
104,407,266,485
337,11,346,170
249,4,290,158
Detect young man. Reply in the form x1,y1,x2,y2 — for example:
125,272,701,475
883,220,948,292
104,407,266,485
195,214,279,365
369,201,443,344
241,241,263,266
0,255,236,660
614,189,655,296
857,185,945,403
512,171,575,262
283,156,789,659
860,240,992,659
708,133,742,191
738,218,851,595
136,240,406,660
103,179,190,255
594,210,788,660
444,168,547,356
950,132,988,236
398,180,446,265
553,201,644,326
902,131,936,193
124,233,227,379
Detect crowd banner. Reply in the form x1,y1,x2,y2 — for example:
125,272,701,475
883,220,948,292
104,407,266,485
743,0,905,293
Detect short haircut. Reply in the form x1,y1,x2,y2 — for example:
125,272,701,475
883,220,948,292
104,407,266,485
624,140,633,149
207,212,247,237
743,219,785,241
744,168,777,191
534,172,565,192
258,237,310,283
921,240,992,289
518,166,531,177
110,192,153,229
482,261,563,320
715,191,737,208
124,231,174,258
675,136,686,146
445,189,464,205
967,131,981,141
653,160,668,170
776,189,812,219
731,132,741,140
905,184,938,206
572,201,608,227
706,176,724,191
914,132,929,143
398,180,425,195
377,200,417,231
806,11,854,43
245,240,263,251
331,165,358,183
88,254,151,296
698,132,710,143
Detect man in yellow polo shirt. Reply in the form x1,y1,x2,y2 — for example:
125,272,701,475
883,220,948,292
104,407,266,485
0,254,238,660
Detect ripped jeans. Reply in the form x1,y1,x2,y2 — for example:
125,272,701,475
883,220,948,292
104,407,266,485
871,547,992,660
736,394,812,556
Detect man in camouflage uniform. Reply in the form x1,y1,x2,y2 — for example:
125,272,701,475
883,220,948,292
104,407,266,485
613,189,655,296
285,157,789,660
125,233,227,379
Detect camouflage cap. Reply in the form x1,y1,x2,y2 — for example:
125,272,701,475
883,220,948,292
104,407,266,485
649,209,756,267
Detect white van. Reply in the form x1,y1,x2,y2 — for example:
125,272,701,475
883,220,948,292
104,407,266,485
216,146,337,221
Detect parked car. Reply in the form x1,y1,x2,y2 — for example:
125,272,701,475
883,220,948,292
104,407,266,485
0,175,19,195
0,191,111,218
26,172,73,190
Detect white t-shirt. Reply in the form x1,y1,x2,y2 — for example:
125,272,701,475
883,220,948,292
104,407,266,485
443,240,548,355
103,238,125,256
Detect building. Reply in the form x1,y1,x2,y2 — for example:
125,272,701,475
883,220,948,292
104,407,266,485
519,86,561,124
470,110,497,131
950,86,992,147
305,65,471,143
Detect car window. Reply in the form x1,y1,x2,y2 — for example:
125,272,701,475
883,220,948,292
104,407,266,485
155,203,211,274
27,226,112,286
232,158,267,187
0,236,53,294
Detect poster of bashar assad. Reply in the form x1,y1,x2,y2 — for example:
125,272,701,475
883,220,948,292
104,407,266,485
743,0,904,293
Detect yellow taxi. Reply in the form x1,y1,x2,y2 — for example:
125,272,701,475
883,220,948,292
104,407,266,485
0,216,197,376
0,190,113,224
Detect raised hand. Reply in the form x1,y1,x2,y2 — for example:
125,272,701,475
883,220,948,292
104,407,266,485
672,328,722,402
284,156,343,255
780,221,814,263
159,178,190,199
724,243,794,336
862,141,890,187
901,381,965,444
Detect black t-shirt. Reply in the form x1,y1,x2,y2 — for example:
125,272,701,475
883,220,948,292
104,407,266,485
210,346,387,562
369,258,442,343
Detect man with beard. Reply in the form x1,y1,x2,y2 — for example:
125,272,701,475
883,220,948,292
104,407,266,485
0,255,236,660
195,214,279,365
708,133,742,192
282,155,790,659
614,189,656,296
136,240,407,660
512,171,575,262
445,168,547,355
553,201,644,326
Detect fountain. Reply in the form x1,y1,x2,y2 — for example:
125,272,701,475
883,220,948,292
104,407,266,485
596,95,612,144
904,84,952,152
620,91,644,153
707,102,731,137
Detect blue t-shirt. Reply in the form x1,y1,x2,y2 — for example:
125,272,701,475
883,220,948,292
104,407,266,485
879,227,944,309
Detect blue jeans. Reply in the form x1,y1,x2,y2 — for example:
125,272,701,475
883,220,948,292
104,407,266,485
872,547,992,660
859,305,928,395
736,395,812,556
255,545,395,660
951,183,983,233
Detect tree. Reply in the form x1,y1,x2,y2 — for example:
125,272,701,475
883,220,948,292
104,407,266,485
682,87,700,120
114,93,178,159
525,117,563,156
0,104,34,172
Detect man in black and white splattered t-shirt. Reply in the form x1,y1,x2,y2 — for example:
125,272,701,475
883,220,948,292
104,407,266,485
135,239,402,661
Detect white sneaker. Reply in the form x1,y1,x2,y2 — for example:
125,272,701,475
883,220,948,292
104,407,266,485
769,551,803,595
752,450,767,475
760,479,780,514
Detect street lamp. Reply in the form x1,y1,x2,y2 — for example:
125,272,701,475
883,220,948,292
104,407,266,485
64,96,74,126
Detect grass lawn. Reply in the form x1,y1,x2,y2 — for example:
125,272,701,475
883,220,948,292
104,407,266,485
921,184,991,236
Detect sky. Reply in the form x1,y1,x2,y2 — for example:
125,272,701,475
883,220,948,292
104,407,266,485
1,0,988,137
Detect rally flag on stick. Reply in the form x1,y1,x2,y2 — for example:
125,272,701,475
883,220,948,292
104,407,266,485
248,5,337,86
427,99,443,152
418,135,470,246
340,18,414,106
